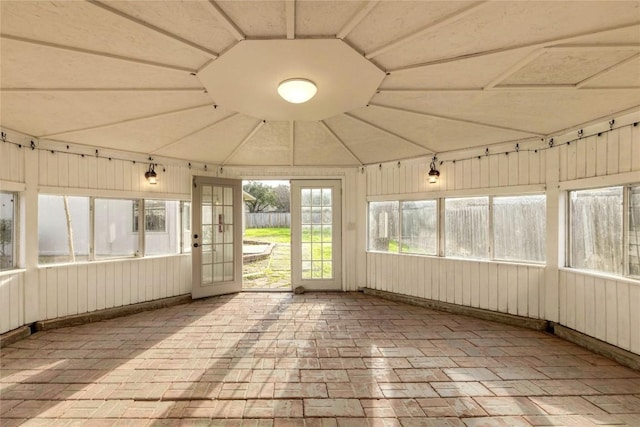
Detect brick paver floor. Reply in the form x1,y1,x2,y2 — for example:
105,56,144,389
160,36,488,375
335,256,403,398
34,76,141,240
1,292,639,426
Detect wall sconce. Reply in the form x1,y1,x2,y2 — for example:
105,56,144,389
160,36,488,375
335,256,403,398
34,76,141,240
428,156,440,184
145,163,158,184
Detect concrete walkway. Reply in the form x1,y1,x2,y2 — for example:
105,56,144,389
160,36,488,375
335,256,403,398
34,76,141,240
243,243,291,290
1,292,640,426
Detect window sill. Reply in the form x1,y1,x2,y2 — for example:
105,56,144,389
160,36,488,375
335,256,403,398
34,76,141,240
0,268,26,277
366,251,546,268
560,267,640,286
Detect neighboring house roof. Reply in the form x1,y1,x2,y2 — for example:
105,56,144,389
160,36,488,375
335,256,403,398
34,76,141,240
243,191,256,202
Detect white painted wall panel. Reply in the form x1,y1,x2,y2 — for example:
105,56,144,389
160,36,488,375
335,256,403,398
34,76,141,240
36,255,191,321
36,151,192,196
559,270,640,354
0,142,25,184
367,253,544,319
0,272,24,334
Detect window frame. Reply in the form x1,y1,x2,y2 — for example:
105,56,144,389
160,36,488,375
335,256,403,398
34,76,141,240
37,192,191,266
0,191,18,271
367,192,547,265
367,198,439,256
38,193,91,266
568,183,639,279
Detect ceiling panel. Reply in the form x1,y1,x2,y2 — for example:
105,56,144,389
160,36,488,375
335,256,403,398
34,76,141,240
502,49,638,86
103,1,237,54
581,55,640,88
325,114,428,164
294,121,360,166
226,121,291,166
374,1,640,71
1,1,639,167
373,89,640,135
346,1,476,55
154,115,261,163
380,49,537,90
296,1,366,37
0,1,209,70
352,105,536,154
55,106,232,154
0,39,201,89
216,1,286,38
0,92,212,137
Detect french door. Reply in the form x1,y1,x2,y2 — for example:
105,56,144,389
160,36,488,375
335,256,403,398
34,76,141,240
291,180,342,291
191,176,242,299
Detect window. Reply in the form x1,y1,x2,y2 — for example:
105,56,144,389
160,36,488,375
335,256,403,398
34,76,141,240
1,192,16,270
145,200,180,256
401,200,437,255
368,201,399,252
445,197,489,259
38,195,90,265
494,195,546,262
370,195,546,264
95,198,139,259
133,200,166,232
570,186,629,276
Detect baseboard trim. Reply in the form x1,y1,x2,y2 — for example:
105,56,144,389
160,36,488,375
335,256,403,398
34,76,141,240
362,287,640,371
34,295,192,332
553,324,640,371
0,325,31,348
362,288,548,331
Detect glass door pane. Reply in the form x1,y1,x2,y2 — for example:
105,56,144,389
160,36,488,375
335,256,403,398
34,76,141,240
192,177,242,299
291,180,341,291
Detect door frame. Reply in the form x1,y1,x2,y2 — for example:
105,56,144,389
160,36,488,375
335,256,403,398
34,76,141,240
191,176,243,299
290,179,343,291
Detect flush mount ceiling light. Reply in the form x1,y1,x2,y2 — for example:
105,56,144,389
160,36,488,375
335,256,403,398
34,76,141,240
277,78,317,104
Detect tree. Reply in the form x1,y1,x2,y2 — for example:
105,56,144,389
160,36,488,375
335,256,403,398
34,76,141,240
272,184,290,212
243,181,277,213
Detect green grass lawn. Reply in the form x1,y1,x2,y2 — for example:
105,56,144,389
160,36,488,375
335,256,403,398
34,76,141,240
244,227,291,243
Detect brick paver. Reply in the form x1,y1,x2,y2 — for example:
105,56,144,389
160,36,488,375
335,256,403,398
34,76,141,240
1,292,639,425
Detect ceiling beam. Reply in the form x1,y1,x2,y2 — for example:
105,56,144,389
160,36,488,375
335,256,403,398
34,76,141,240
207,1,245,41
377,86,640,92
319,121,364,165
548,43,640,51
389,22,640,73
86,0,218,58
222,120,265,165
576,51,640,88
484,49,546,89
369,103,544,136
0,34,195,74
336,0,379,40
286,0,295,40
151,113,238,153
39,104,214,138
378,88,483,93
0,88,204,93
344,112,434,153
366,1,490,59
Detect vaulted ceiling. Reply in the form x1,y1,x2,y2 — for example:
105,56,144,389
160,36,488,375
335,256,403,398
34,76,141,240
1,1,639,167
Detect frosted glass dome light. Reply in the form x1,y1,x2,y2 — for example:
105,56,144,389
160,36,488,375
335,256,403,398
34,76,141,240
277,78,317,104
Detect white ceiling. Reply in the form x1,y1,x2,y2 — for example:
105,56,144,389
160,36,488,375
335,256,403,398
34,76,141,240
1,1,639,167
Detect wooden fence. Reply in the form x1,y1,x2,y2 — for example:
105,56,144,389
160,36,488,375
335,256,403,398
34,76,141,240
245,212,290,228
